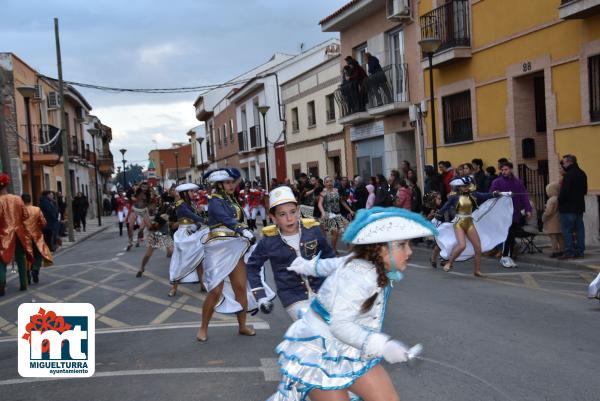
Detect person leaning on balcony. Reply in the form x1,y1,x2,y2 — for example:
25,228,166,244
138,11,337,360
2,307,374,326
365,52,393,106
344,56,367,112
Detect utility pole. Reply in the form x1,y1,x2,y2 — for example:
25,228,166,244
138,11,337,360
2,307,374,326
0,73,14,193
55,17,75,242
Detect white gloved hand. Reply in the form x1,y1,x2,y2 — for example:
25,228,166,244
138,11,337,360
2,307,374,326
382,340,409,364
328,212,337,219
242,229,256,245
286,256,316,276
499,191,513,197
258,297,274,314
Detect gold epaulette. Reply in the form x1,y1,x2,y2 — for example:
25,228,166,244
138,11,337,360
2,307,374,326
209,193,223,200
301,218,320,229
262,225,278,237
175,199,185,207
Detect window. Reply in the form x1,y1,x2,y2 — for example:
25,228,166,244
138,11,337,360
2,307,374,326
307,101,316,127
534,75,547,133
223,124,227,145
229,119,234,141
589,54,600,122
291,107,299,132
442,90,473,144
326,94,336,121
353,43,367,67
308,163,319,178
388,29,407,102
217,127,222,147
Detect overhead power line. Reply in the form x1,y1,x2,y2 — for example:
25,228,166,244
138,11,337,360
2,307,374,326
39,75,255,94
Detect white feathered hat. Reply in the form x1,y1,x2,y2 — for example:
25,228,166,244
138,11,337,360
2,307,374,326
175,183,199,192
342,207,438,245
204,168,241,183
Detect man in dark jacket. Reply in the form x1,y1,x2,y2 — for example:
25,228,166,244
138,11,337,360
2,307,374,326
39,191,60,251
351,175,368,211
558,154,588,259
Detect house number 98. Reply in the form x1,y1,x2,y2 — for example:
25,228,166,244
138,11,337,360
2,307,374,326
522,61,532,72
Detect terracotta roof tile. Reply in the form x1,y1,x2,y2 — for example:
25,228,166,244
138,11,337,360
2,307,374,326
319,0,361,25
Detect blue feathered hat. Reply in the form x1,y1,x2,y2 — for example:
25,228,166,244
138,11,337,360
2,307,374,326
343,207,438,245
204,168,241,183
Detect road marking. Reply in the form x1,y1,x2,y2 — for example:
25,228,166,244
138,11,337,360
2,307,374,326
0,366,264,386
260,358,280,382
0,320,271,344
97,315,128,328
116,252,125,257
520,273,540,289
149,307,178,325
97,294,129,315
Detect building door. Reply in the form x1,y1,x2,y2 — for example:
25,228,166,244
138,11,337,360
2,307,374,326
274,142,287,183
355,136,385,180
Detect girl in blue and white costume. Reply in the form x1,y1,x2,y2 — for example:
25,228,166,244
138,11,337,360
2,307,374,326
268,207,437,401
197,168,268,342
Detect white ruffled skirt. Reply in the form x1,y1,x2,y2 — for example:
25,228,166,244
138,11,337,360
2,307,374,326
203,229,275,314
169,224,209,283
267,310,380,401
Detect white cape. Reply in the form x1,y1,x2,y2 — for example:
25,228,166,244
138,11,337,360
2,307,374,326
434,196,514,262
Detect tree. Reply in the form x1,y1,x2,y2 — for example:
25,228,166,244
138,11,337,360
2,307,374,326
112,164,145,189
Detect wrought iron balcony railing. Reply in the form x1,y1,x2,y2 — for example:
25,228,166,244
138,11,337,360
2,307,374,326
366,63,409,109
420,0,470,54
238,130,248,152
249,125,261,149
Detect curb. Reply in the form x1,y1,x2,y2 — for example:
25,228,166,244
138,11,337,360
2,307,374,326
53,222,115,257
411,244,600,273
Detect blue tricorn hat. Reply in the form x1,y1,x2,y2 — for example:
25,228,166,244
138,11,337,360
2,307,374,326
343,207,438,245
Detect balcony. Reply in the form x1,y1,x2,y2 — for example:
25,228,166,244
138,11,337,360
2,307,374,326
194,97,213,122
559,0,600,19
420,0,471,68
19,124,62,163
334,83,372,125
366,63,410,116
249,125,262,149
333,63,410,125
98,152,114,175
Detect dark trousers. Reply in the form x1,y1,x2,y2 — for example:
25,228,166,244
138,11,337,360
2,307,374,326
75,210,87,229
560,212,585,256
0,239,28,289
502,222,523,258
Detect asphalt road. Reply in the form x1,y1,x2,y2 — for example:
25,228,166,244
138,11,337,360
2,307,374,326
0,224,599,401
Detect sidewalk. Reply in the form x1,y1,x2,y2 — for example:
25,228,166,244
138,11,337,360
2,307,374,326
54,214,118,255
515,237,600,272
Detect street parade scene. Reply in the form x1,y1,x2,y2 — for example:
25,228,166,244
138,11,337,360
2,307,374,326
1,1,600,400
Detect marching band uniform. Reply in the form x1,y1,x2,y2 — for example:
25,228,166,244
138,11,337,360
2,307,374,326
23,203,54,284
115,194,129,236
169,183,208,284
268,207,436,401
248,186,267,229
203,169,270,314
0,174,33,295
434,176,513,263
246,186,335,321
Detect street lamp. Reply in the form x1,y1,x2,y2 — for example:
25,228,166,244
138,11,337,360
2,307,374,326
419,37,442,169
196,137,205,185
119,148,127,190
160,160,165,189
17,86,38,205
88,127,102,226
257,105,270,192
174,151,180,184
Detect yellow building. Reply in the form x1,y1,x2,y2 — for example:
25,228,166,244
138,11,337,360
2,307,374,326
419,0,600,243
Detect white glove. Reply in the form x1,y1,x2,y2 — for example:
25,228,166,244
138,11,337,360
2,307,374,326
242,229,256,245
499,191,512,197
328,212,337,219
258,297,273,314
382,340,409,364
287,256,316,276
185,226,197,235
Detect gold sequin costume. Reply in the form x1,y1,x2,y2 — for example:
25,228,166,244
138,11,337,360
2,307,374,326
455,194,477,232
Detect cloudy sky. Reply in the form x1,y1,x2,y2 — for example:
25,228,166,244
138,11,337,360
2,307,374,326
1,0,347,165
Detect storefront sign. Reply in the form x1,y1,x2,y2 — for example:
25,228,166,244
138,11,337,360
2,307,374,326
350,120,384,142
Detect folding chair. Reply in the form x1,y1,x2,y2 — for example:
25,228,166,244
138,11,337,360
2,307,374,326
514,228,543,254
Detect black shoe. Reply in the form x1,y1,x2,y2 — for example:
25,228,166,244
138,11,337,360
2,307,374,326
32,270,39,284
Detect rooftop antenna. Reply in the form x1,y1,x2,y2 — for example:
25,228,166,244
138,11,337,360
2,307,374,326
299,42,305,53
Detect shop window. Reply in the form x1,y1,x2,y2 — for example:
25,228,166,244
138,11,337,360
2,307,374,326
442,90,473,144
